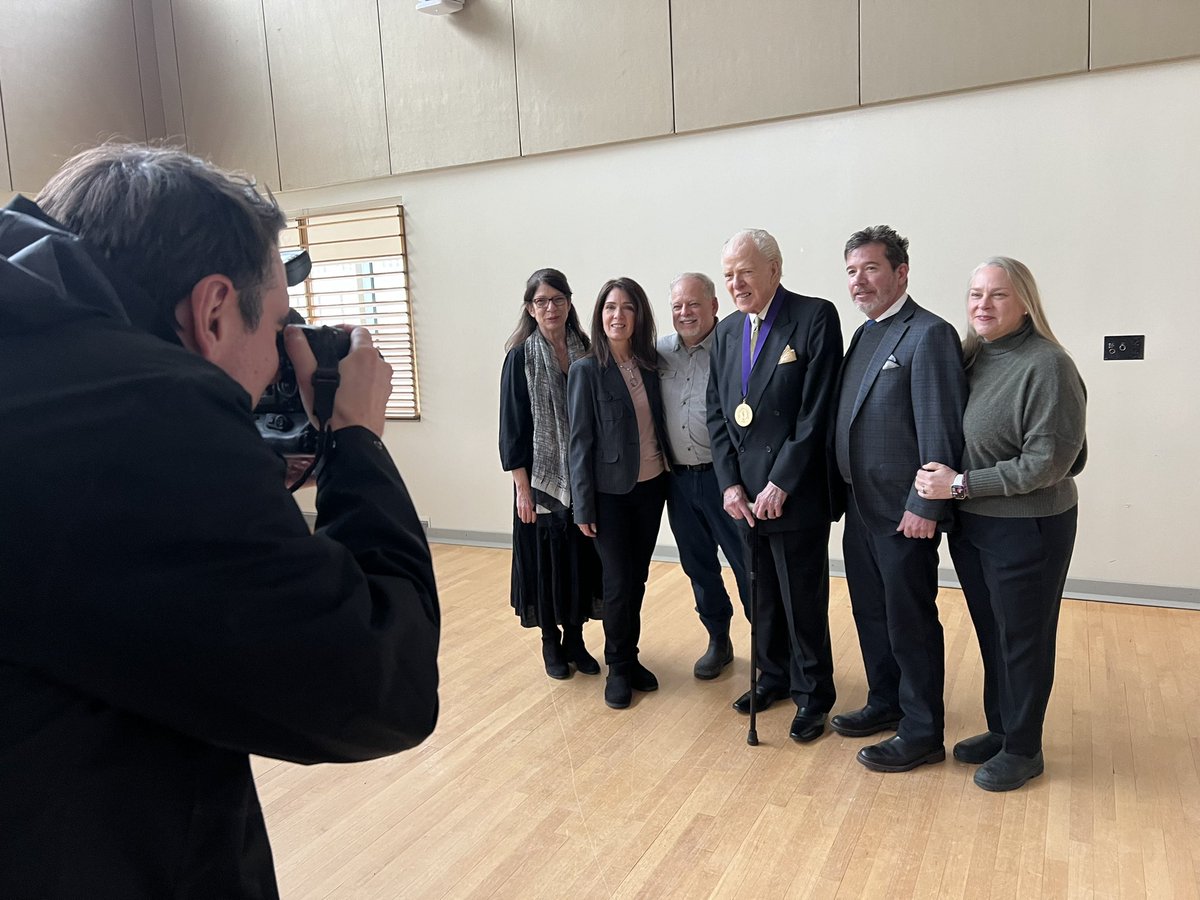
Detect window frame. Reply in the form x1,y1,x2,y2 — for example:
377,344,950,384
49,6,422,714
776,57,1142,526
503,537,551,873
280,200,420,421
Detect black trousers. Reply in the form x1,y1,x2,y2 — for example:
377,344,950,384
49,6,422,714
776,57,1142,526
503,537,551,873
747,523,836,712
593,475,667,673
950,507,1078,757
842,487,945,742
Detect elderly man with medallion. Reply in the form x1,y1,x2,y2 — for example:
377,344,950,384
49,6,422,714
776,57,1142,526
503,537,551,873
706,229,843,743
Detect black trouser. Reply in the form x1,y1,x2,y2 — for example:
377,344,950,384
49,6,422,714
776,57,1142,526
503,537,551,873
950,507,1078,757
593,475,667,674
748,523,836,712
842,486,945,742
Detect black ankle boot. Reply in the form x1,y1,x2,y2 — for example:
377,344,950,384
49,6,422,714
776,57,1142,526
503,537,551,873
541,636,570,680
561,626,600,675
693,634,734,680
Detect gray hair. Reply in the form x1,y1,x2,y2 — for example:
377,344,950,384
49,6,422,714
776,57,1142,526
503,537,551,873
669,271,717,298
723,229,783,276
962,256,1064,365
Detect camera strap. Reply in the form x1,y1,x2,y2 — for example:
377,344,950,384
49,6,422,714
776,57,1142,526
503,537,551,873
286,360,342,494
310,364,340,430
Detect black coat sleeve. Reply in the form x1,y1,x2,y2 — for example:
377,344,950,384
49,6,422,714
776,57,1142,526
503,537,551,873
4,364,440,765
499,345,533,473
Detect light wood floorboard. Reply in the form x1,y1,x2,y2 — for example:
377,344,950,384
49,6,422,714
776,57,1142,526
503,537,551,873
255,545,1200,899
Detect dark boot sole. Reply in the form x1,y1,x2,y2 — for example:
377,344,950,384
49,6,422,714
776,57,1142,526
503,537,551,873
830,717,901,738
857,746,945,773
975,764,1043,792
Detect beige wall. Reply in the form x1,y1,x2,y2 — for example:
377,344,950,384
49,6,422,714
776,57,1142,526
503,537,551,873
278,59,1200,595
6,1,1198,195
1,4,1197,596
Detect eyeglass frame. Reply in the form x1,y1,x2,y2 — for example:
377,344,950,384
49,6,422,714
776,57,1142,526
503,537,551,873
530,295,569,310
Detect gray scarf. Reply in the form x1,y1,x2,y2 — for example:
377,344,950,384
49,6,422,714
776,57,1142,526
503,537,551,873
524,329,586,512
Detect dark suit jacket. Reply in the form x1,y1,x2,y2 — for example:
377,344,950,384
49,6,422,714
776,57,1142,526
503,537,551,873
707,285,843,534
568,355,670,526
829,295,968,534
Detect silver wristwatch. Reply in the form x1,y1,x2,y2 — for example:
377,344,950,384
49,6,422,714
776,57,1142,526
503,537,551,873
951,472,969,500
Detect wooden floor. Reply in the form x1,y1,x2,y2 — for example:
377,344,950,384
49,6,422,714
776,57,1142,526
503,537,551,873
254,545,1200,899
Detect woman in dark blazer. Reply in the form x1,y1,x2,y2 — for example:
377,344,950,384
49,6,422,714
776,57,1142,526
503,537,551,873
916,257,1086,792
568,277,671,710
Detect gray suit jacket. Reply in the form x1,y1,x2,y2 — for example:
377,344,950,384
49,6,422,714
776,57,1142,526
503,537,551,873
829,296,968,534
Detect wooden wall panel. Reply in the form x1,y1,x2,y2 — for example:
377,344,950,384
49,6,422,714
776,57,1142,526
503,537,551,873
672,0,858,133
0,95,10,191
379,0,519,173
0,0,147,192
172,0,280,189
262,0,390,190
133,0,167,142
513,0,673,155
860,0,1089,104
151,0,186,140
1091,0,1200,70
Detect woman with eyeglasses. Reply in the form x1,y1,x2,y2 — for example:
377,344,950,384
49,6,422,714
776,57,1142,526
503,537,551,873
500,268,603,680
568,277,671,709
915,257,1086,792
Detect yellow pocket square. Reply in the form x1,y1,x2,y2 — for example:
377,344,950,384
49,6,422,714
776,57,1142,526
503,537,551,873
778,345,797,364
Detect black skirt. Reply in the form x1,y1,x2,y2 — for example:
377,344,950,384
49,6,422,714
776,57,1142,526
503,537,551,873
510,505,603,628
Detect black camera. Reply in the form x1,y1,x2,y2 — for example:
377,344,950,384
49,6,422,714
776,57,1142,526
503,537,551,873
253,308,352,455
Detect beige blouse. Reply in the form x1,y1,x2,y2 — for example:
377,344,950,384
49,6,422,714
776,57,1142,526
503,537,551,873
617,362,665,482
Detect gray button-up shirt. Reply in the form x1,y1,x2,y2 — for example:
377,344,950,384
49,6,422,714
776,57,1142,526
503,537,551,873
656,328,717,466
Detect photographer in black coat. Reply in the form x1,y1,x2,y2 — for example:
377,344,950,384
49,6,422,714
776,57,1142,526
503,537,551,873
0,145,440,899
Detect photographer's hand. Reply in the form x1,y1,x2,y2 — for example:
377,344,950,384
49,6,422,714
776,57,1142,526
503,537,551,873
286,325,393,438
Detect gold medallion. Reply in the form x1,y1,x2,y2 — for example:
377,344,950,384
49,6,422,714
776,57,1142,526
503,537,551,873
734,402,753,427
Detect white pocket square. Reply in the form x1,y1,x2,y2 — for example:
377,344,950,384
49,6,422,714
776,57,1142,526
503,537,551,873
779,345,797,364
882,355,901,370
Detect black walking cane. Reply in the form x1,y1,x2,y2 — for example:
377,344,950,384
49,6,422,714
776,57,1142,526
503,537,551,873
747,526,760,746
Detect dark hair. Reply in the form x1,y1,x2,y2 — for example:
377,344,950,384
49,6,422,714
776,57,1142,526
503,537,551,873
588,277,657,370
844,225,910,269
36,143,285,330
504,267,589,352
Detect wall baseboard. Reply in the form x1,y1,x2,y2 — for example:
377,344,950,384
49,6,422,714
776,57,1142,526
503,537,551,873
421,527,1200,612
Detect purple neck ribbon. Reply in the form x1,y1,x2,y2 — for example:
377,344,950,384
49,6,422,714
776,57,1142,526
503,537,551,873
741,295,782,397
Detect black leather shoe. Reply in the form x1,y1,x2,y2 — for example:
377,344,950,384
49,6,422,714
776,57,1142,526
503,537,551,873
953,731,1004,764
857,735,945,772
562,636,600,676
693,635,734,680
630,662,659,693
732,684,789,715
830,705,902,738
789,708,827,743
542,637,570,680
604,673,632,709
974,750,1044,791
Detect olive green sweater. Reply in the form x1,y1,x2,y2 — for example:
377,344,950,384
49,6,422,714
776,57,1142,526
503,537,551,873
961,320,1087,518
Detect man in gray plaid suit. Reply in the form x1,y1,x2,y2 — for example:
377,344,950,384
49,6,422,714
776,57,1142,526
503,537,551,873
828,226,967,773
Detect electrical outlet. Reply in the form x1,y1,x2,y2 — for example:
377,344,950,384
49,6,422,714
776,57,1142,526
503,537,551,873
1104,335,1144,361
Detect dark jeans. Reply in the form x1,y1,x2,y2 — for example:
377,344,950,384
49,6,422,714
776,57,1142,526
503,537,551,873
592,475,667,673
842,486,944,742
748,524,836,712
950,507,1078,757
665,466,751,638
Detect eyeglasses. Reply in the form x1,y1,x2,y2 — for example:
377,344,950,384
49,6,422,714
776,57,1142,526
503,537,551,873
532,296,569,310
